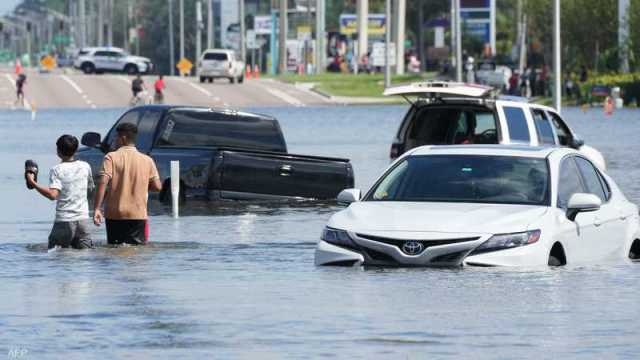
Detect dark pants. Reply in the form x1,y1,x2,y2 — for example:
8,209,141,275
106,219,148,245
48,220,93,249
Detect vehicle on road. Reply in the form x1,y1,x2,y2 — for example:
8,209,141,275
384,81,606,169
197,49,245,84
73,47,154,75
315,145,640,267
78,106,354,202
475,61,512,90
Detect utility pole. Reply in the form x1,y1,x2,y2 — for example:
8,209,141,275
315,0,324,73
356,0,368,65
107,0,114,46
394,0,405,75
207,0,213,48
239,0,246,62
455,0,462,82
179,0,184,61
278,0,287,74
384,0,391,88
619,0,630,73
450,0,455,73
417,0,424,72
168,0,175,75
97,0,104,46
553,0,561,112
78,0,86,47
489,0,496,56
196,0,202,72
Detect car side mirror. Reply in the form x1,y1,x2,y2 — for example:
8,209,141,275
566,193,601,221
337,189,361,204
81,132,102,149
570,136,585,149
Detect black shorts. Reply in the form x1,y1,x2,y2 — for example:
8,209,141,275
48,220,93,249
106,219,148,245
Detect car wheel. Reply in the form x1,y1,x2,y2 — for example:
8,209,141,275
239,75,244,84
125,64,139,75
230,77,236,84
81,62,95,74
629,239,640,260
208,77,213,83
199,76,205,83
548,242,566,266
548,255,562,266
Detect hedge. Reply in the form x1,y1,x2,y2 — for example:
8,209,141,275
581,73,640,105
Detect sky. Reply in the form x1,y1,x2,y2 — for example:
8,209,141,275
0,0,21,16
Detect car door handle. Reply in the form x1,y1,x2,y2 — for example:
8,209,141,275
594,217,602,227
279,164,293,176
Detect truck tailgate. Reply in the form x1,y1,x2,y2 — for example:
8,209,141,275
217,150,354,200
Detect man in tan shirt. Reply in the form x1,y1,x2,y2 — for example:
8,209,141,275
93,122,162,245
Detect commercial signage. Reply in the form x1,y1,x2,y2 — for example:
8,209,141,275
339,14,386,36
254,15,272,35
460,0,492,44
371,42,396,67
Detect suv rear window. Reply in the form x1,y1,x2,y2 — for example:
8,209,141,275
203,52,229,61
405,107,498,147
157,110,285,152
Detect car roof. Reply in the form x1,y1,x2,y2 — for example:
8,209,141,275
383,81,495,98
407,145,573,159
203,49,234,53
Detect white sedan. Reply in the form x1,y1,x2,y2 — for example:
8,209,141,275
315,145,640,267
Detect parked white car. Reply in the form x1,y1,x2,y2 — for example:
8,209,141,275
475,61,512,90
315,145,640,267
384,81,606,170
197,49,245,84
73,47,153,74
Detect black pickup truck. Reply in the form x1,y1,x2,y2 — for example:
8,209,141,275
77,105,354,202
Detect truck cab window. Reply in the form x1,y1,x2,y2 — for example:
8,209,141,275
531,109,556,145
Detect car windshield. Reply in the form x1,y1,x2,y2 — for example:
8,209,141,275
367,155,550,205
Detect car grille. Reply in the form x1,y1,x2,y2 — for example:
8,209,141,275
356,234,480,250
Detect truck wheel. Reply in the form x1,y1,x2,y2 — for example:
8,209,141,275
199,76,205,83
81,62,95,74
125,64,139,75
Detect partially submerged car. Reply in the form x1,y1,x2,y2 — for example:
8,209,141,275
384,81,606,170
315,145,640,267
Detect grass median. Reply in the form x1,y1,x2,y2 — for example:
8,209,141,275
271,72,438,98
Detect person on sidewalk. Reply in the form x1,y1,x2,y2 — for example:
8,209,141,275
93,123,162,245
26,135,94,249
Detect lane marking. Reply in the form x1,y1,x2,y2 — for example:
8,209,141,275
265,87,305,107
173,77,213,97
60,75,84,94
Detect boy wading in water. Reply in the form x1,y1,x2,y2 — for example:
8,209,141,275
26,135,94,249
93,123,162,245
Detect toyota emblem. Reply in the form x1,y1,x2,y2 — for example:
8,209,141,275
402,241,424,255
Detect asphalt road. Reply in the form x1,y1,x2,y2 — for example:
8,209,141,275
0,68,332,110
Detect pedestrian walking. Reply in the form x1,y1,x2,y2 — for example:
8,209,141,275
93,123,162,245
25,135,94,249
15,74,26,107
154,75,165,104
130,75,146,105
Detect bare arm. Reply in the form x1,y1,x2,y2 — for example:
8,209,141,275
93,175,109,225
27,174,59,200
149,177,162,192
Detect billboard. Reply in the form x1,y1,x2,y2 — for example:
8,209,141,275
339,14,386,36
460,0,491,44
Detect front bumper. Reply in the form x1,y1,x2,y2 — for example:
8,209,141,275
315,232,488,267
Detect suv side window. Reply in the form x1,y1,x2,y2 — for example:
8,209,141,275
531,109,556,145
503,106,530,143
104,110,142,151
557,157,585,208
94,51,109,57
574,157,607,202
547,112,573,146
136,110,163,153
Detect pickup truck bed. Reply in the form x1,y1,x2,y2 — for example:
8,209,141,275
78,106,354,202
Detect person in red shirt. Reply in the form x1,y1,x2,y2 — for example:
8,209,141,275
153,75,165,104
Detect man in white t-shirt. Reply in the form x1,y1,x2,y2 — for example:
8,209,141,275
26,135,95,249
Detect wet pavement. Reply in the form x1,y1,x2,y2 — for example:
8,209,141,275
1,105,639,359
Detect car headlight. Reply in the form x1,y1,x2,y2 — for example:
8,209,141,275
321,227,356,249
470,230,541,255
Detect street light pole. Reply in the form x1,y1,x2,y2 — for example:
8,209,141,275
196,1,202,72
168,0,175,75
78,0,86,47
315,0,324,73
384,0,391,88
239,0,246,62
179,0,184,61
207,0,213,48
455,0,462,82
278,0,287,74
553,0,561,112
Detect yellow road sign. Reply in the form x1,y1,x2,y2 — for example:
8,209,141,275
40,55,56,71
176,58,193,76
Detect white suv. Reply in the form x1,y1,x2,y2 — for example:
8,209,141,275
385,82,605,169
74,47,153,75
197,49,245,84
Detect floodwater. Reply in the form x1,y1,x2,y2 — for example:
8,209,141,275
1,105,639,359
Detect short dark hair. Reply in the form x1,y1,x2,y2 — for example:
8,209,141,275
56,135,79,157
116,122,138,143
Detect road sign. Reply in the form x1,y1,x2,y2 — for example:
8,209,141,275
254,15,272,35
371,42,396,67
176,57,193,76
40,55,56,71
246,30,258,49
297,26,311,41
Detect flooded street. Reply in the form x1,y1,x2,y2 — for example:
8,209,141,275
1,106,640,359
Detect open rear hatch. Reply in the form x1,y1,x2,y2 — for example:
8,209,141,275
383,81,496,104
